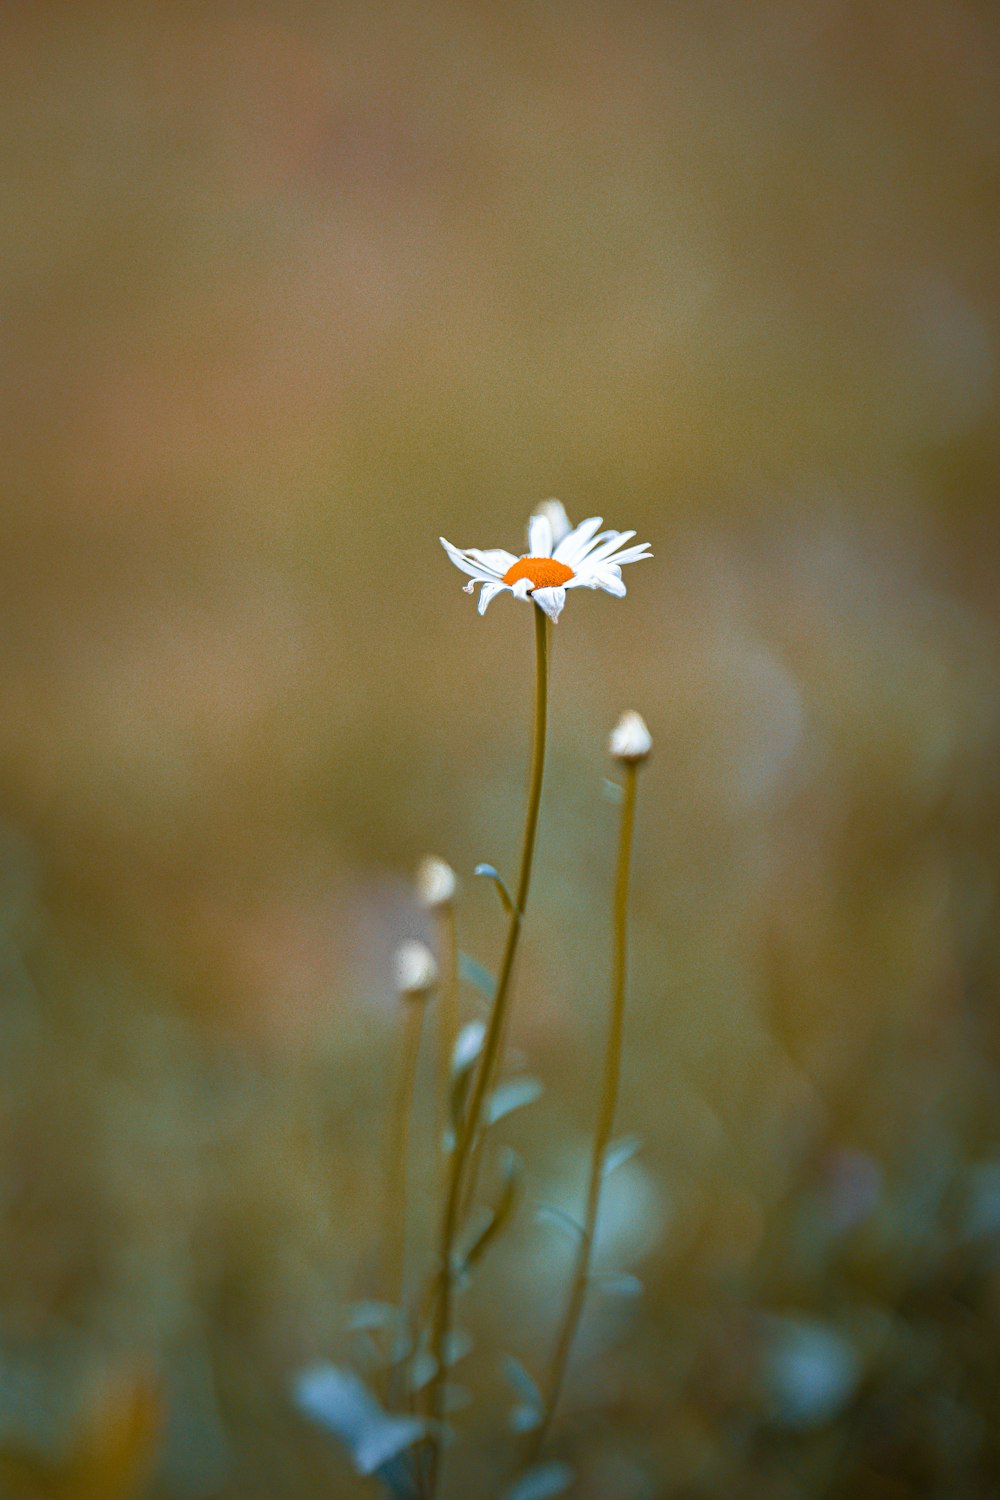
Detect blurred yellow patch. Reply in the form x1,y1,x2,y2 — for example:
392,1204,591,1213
0,1368,162,1500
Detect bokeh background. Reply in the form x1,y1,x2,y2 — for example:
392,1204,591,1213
2,2,1000,1496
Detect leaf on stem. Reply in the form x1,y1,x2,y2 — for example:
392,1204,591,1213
459,1149,523,1270
501,1355,543,1432
452,1020,486,1074
601,1134,642,1177
449,1020,487,1139
408,1338,437,1391
409,1324,473,1394
295,1364,426,1485
474,863,515,914
484,1075,544,1126
602,777,625,804
534,1203,586,1242
346,1304,411,1364
443,1328,474,1367
503,1461,575,1500
459,951,497,1001
509,1402,543,1434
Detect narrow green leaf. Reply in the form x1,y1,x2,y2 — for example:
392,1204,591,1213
408,1348,437,1391
534,1203,586,1242
509,1402,542,1433
601,1134,641,1177
295,1364,427,1481
461,1150,523,1269
457,1205,496,1269
602,777,624,804
484,1075,544,1126
452,1020,486,1074
501,1355,542,1410
459,951,497,1000
449,1021,486,1134
442,1329,473,1367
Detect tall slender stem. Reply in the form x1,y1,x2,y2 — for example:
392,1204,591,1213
435,905,460,1169
527,760,638,1460
425,604,550,1497
384,998,426,1317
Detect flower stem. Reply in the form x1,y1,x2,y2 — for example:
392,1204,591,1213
384,997,427,1320
425,604,550,1497
526,759,639,1460
435,903,460,1168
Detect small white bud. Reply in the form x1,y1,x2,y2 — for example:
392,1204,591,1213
416,855,457,910
530,498,572,546
395,939,438,1000
609,710,652,764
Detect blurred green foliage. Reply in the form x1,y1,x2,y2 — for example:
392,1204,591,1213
1,1,999,1496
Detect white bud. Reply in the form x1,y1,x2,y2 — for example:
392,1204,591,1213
416,855,457,910
395,939,438,999
609,710,652,764
530,498,572,546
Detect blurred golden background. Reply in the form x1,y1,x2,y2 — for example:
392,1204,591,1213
2,1,999,1495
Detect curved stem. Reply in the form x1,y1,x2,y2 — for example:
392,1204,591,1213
425,605,550,1497
526,760,638,1460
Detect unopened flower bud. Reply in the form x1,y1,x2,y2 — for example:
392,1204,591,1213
609,710,652,765
395,939,438,1000
416,855,457,910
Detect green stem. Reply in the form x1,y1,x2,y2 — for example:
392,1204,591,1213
527,760,638,1460
384,998,426,1320
425,604,550,1497
436,904,460,1167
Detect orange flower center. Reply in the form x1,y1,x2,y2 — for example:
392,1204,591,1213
503,556,574,590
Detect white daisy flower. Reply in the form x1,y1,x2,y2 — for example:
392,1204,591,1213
440,503,652,623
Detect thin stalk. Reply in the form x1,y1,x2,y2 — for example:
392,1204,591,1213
526,761,639,1460
425,604,550,1498
384,998,427,1320
435,904,460,1168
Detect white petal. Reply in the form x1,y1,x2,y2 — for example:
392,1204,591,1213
527,513,553,558
532,499,573,545
531,586,566,621
553,515,604,564
467,548,517,575
440,537,500,583
510,577,534,600
583,530,637,566
572,556,613,587
478,581,506,614
570,527,618,560
605,543,652,566
592,567,627,597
